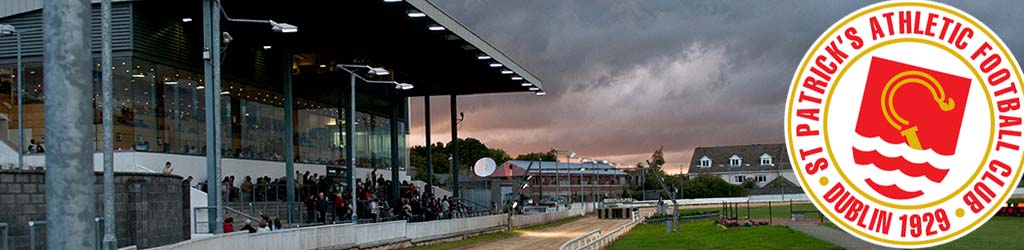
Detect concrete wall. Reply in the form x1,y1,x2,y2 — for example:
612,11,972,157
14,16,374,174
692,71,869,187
153,210,585,250
0,170,190,249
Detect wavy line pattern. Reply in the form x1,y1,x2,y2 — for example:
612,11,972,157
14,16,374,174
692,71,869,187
852,148,949,183
865,178,924,200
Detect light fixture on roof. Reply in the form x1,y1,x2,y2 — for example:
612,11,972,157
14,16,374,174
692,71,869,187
407,11,426,18
220,91,230,95
383,0,403,2
396,83,415,90
197,86,205,90
262,45,272,49
489,63,503,68
511,76,523,81
165,81,178,85
501,70,513,75
428,25,446,31
319,64,327,68
182,18,193,23
269,20,298,33
529,87,540,91
521,82,533,87
477,55,492,60
368,67,390,76
535,91,546,96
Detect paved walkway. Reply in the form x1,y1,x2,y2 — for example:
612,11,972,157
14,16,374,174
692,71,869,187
787,224,895,250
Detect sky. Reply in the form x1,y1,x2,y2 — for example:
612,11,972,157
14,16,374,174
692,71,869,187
407,0,1024,175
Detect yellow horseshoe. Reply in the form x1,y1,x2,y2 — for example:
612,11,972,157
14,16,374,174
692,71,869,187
879,70,955,150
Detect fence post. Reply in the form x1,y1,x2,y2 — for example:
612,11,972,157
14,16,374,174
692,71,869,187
768,201,772,225
746,200,750,220
2,222,8,250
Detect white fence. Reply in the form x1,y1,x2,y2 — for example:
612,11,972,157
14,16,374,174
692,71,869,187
151,208,586,250
562,210,643,250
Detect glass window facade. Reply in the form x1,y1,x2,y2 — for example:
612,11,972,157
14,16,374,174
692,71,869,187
0,57,408,168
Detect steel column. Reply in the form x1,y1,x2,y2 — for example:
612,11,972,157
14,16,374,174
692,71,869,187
203,0,223,234
43,0,96,248
424,96,432,196
450,94,459,198
283,49,296,224
390,96,401,207
15,29,22,170
346,74,357,224
100,0,117,248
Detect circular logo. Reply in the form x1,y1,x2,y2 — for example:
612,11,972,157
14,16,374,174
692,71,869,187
785,1,1024,248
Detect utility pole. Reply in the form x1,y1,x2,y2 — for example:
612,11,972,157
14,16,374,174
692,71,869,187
647,161,678,232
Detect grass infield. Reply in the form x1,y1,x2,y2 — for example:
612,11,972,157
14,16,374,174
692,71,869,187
609,220,840,250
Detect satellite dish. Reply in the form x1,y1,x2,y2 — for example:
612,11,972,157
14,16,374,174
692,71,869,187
474,157,497,177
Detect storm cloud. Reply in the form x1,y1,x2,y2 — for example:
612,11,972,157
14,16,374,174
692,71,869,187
408,0,1024,174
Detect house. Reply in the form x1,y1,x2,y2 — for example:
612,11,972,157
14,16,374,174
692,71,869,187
687,144,801,192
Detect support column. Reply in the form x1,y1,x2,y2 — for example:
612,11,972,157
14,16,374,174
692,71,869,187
101,0,117,248
450,94,459,198
346,74,357,224
390,96,401,207
424,96,432,196
43,0,96,248
202,0,223,234
283,49,296,224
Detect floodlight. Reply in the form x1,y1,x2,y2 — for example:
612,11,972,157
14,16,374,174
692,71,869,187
408,11,426,18
269,20,298,33
428,25,446,31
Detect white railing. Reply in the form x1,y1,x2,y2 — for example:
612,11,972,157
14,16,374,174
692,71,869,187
559,229,600,250
570,211,644,250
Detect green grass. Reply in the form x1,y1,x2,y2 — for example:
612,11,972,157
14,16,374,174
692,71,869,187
408,215,584,250
609,220,840,250
677,203,824,220
927,216,1021,250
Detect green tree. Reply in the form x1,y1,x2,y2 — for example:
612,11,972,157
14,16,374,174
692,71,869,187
514,149,557,161
650,146,666,170
681,174,748,198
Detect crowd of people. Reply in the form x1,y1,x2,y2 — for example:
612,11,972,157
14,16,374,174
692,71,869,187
194,169,478,226
302,168,472,224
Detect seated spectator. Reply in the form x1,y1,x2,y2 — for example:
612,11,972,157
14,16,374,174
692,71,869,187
273,218,283,231
240,219,257,233
224,217,235,233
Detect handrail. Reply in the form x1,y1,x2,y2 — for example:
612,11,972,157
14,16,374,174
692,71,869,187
28,220,44,250
193,206,261,233
576,210,644,250
1,222,9,250
559,228,600,250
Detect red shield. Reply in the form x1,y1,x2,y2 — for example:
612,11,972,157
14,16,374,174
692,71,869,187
853,57,971,199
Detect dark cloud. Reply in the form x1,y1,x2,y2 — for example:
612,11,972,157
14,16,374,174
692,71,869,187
409,0,1024,174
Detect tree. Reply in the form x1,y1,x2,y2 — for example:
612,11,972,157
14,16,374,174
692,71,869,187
681,174,748,198
650,146,666,170
487,148,512,165
514,149,557,161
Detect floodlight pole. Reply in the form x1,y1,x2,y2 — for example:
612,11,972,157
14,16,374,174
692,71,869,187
346,73,357,224
100,0,117,248
451,94,459,199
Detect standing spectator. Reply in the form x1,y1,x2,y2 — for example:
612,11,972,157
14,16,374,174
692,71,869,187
241,176,254,202
304,194,315,223
224,217,235,233
162,161,174,174
183,176,193,187
332,191,346,222
316,192,329,224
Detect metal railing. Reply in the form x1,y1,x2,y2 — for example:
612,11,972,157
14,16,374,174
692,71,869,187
28,220,43,250
26,218,106,250
574,211,643,250
1,222,8,250
559,229,601,250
